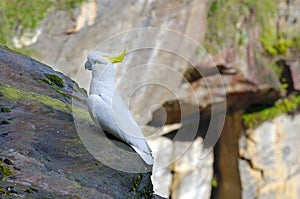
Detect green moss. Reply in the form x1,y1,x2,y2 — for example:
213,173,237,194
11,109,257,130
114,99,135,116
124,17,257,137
1,107,11,113
45,74,65,88
211,177,218,188
132,174,142,189
205,0,300,95
243,95,300,128
23,188,32,194
54,88,70,98
30,187,39,192
0,186,8,197
0,161,14,181
23,187,38,194
130,173,153,198
205,0,299,57
40,76,70,98
0,0,87,53
205,0,278,52
275,38,292,55
56,0,86,10
41,78,54,86
0,84,90,121
259,30,293,56
0,84,69,112
1,119,11,125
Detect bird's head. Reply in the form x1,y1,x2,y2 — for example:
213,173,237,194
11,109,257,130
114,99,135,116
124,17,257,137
85,49,126,71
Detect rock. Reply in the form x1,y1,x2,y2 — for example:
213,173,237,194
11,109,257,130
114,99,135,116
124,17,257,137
239,113,300,199
286,58,300,91
170,137,213,199
150,131,213,199
66,0,97,34
30,0,207,88
0,46,152,198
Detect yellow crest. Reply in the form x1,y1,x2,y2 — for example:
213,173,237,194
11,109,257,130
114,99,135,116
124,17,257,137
103,49,126,64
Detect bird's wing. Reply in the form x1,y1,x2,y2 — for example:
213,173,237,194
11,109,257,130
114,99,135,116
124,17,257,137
112,92,152,153
113,93,154,165
87,94,120,137
87,93,154,165
130,145,154,165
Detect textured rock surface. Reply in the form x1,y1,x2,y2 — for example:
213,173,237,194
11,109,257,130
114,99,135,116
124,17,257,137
31,0,207,88
20,0,300,198
239,113,300,199
170,138,213,199
0,46,152,198
150,136,213,199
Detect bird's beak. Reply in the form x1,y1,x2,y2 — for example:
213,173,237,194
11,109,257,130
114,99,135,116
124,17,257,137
85,60,92,70
103,49,126,64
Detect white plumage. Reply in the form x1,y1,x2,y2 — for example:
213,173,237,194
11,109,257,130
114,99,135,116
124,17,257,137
85,51,153,165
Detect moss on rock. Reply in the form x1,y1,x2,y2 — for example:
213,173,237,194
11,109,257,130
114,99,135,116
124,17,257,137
41,78,54,86
130,173,153,198
39,75,70,98
0,186,8,197
243,94,300,128
0,107,11,113
45,74,65,88
54,88,70,98
1,119,11,125
206,0,278,49
0,161,14,181
0,84,90,121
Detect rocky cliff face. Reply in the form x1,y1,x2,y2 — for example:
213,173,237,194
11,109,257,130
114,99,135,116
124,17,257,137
0,46,152,198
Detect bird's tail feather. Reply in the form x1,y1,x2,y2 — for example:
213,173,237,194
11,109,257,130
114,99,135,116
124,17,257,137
131,145,154,165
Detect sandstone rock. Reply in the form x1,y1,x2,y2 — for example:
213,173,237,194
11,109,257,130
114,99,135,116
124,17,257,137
31,0,207,89
239,114,300,199
150,135,213,199
170,137,213,199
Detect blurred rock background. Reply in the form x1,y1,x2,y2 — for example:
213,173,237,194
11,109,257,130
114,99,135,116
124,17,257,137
1,0,300,198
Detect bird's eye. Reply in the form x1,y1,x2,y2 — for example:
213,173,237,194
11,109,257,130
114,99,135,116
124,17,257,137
93,61,97,64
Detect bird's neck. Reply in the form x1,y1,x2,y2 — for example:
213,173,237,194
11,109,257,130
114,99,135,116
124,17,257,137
89,63,116,95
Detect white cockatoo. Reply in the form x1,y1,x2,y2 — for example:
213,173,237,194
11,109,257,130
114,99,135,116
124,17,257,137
85,49,154,165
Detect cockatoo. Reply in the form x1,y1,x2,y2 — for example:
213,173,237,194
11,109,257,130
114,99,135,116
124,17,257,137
85,49,154,165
